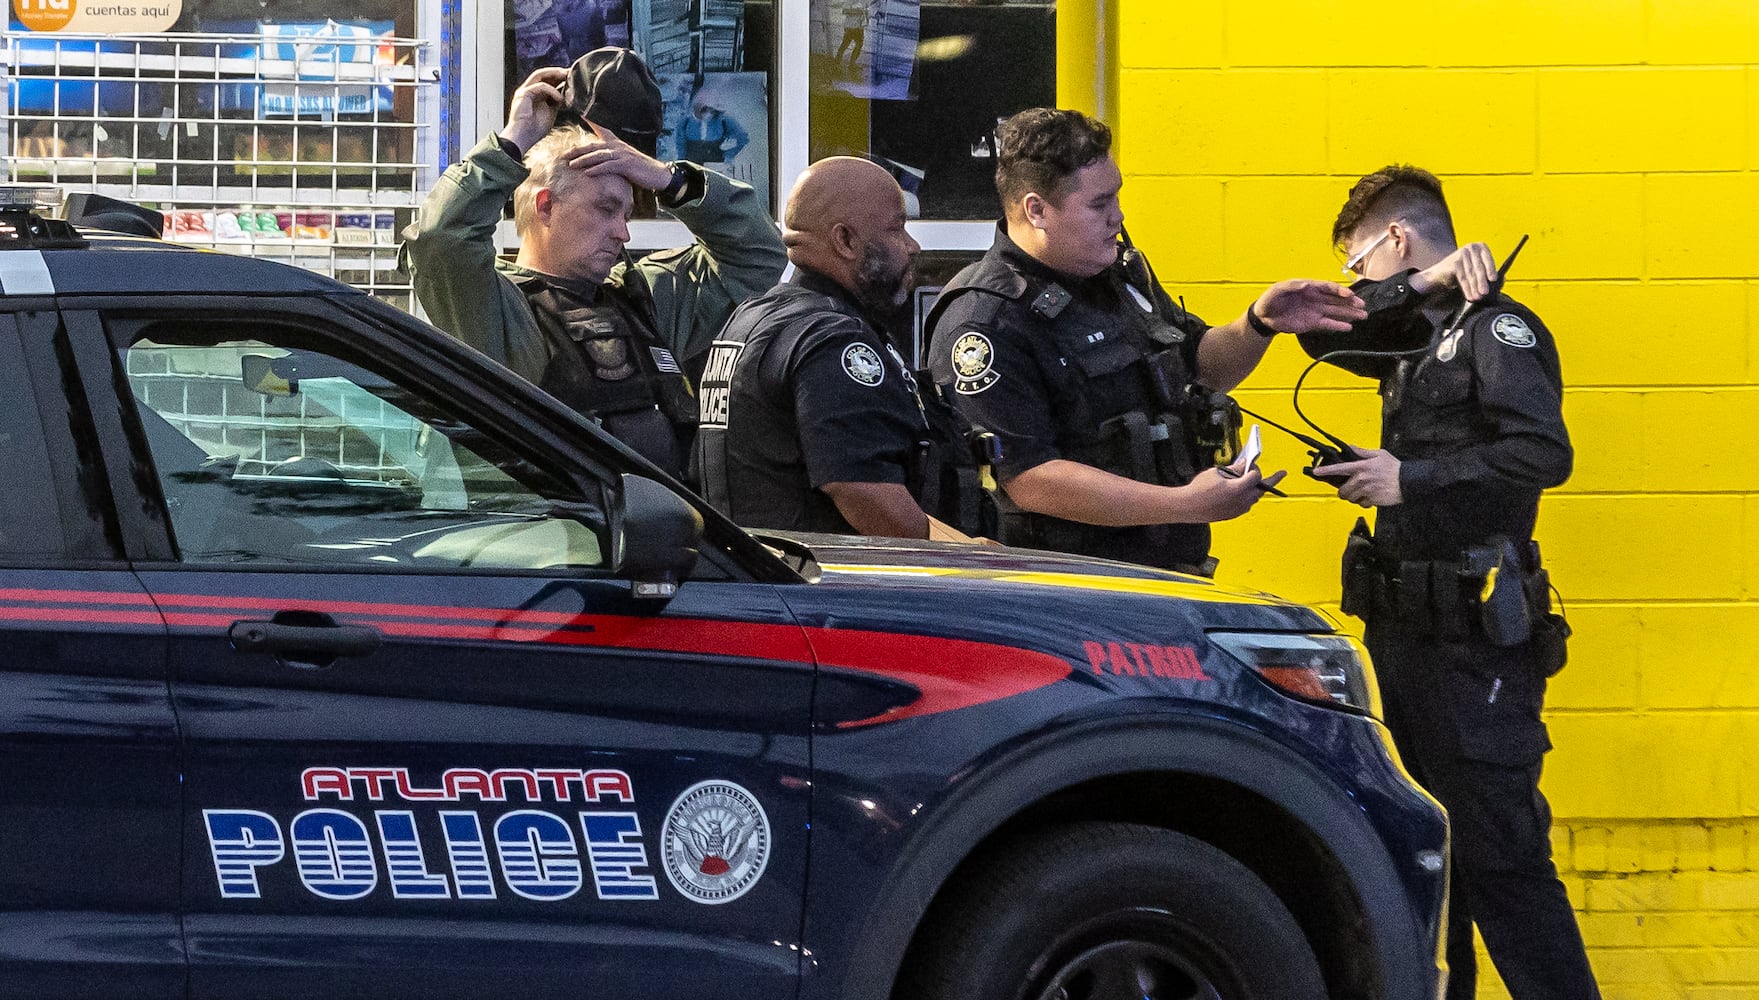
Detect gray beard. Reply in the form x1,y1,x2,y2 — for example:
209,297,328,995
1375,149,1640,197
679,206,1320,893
852,249,910,321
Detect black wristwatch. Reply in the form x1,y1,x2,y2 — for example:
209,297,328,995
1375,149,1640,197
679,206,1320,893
1246,304,1277,338
659,162,689,203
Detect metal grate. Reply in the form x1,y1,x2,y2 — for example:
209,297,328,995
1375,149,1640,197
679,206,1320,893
1,27,440,309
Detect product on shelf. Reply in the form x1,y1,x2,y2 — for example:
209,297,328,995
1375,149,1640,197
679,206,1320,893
212,211,249,243
255,212,290,240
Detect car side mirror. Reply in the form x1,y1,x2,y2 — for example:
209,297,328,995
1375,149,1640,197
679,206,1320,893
610,473,702,600
241,354,296,397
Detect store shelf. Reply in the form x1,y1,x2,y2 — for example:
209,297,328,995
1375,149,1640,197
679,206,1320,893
4,49,430,83
168,240,407,272
2,26,438,305
63,183,423,209
1,29,433,82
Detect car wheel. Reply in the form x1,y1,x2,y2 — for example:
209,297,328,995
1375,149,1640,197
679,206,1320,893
903,822,1326,1000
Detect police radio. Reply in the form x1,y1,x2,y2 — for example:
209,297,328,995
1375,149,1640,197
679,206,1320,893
1118,225,1195,330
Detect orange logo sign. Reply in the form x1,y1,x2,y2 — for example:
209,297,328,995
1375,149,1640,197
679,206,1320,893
14,0,73,31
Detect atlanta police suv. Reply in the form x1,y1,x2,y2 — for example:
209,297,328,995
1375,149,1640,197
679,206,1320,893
0,204,1447,1000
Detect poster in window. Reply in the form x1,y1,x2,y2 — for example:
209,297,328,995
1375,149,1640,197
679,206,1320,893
512,0,632,81
633,0,744,76
816,0,917,102
657,72,768,206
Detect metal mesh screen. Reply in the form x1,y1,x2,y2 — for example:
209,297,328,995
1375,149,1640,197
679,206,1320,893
2,27,439,309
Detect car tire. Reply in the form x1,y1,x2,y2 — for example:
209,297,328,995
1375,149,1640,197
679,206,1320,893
903,821,1326,1000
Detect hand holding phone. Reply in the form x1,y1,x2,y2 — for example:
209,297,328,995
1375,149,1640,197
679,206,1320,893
1216,426,1285,497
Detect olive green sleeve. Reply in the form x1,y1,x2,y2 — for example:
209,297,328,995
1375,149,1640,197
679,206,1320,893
633,165,787,364
399,135,551,384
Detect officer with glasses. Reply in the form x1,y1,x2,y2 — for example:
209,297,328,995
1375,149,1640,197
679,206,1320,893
1301,164,1596,1000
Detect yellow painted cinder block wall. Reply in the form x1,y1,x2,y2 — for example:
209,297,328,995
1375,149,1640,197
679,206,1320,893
1112,2,1759,996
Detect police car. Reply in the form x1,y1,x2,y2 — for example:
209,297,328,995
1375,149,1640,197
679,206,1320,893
0,201,1447,1000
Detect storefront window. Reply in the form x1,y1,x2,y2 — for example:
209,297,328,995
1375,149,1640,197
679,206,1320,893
808,0,1054,220
505,0,776,214
3,0,437,308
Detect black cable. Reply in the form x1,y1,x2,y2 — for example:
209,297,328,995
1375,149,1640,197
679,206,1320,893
1291,347,1427,451
1274,233,1532,457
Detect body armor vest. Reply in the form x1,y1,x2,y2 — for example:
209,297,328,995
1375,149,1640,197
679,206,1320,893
928,251,1234,570
1384,316,1495,459
517,271,697,481
696,281,988,536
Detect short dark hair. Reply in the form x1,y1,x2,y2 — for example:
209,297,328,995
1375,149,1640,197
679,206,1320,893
1332,164,1456,252
994,108,1113,217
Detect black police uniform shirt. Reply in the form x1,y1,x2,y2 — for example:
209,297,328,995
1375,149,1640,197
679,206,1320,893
696,268,930,533
926,227,1211,569
1299,270,1572,563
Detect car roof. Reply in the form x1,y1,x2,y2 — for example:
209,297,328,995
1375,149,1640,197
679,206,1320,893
0,212,361,297
50,231,361,296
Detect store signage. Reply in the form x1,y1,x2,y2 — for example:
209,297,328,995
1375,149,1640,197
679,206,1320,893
13,0,180,32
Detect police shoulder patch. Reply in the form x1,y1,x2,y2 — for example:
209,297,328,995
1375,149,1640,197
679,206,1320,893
1490,313,1536,349
951,331,1000,395
842,342,885,386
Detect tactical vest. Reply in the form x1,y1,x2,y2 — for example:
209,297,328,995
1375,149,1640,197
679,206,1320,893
516,271,697,481
1374,304,1527,561
1383,309,1497,460
927,251,1233,569
696,282,989,536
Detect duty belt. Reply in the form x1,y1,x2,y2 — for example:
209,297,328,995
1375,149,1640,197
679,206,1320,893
1350,547,1545,647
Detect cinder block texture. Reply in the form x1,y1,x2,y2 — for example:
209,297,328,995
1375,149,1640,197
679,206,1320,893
1119,1,1759,994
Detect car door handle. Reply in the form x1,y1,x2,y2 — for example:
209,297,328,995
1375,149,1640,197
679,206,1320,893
229,620,383,659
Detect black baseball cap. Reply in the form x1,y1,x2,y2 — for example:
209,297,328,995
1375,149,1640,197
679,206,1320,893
558,47,665,158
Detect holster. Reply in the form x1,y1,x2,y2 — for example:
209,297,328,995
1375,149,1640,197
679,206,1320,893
911,382,997,538
1179,383,1243,471
1522,544,1571,675
1339,517,1376,619
1459,536,1532,647
1353,532,1568,670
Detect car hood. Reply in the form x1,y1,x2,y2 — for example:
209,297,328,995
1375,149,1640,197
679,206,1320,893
756,531,1326,624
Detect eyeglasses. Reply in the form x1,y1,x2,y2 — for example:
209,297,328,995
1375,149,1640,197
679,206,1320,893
1342,224,1394,276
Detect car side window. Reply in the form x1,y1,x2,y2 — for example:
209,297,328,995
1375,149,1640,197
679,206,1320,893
0,318,68,560
121,323,607,571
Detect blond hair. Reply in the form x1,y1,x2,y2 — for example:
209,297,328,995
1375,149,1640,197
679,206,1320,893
511,124,595,235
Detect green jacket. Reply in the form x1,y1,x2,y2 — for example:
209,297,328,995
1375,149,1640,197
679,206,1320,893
400,134,786,386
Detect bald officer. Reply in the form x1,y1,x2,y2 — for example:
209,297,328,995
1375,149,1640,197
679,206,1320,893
695,157,986,537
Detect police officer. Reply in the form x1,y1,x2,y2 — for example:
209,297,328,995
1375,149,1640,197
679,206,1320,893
1307,164,1598,1000
696,157,986,538
925,107,1366,573
402,49,785,483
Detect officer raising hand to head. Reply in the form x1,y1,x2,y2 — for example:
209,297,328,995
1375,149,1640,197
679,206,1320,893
926,107,1366,574
1303,165,1595,1000
402,49,785,484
